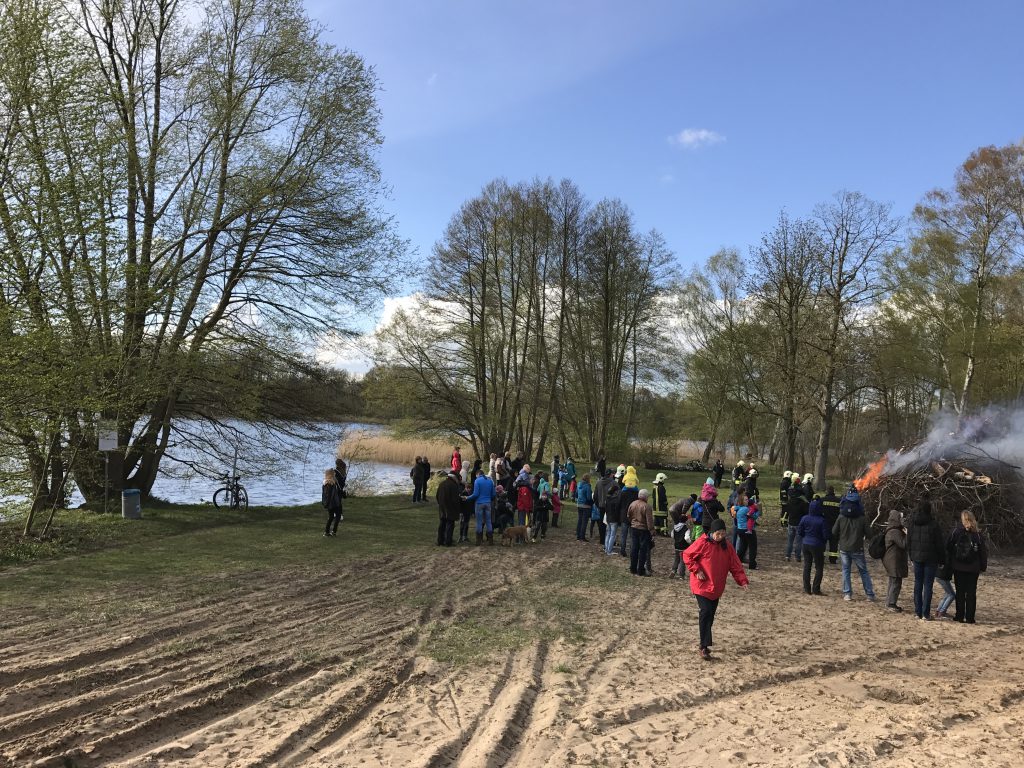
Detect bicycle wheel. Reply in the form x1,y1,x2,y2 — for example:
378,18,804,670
235,486,249,511
213,488,229,508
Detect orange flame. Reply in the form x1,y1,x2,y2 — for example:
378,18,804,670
855,456,888,492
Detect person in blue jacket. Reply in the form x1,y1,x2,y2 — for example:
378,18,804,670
575,474,594,542
465,468,496,545
797,496,830,595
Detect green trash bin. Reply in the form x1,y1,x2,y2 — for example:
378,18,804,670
122,489,142,519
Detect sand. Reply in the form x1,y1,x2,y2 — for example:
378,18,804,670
2,526,1023,767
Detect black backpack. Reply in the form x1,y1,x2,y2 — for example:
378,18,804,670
954,532,978,563
868,531,887,560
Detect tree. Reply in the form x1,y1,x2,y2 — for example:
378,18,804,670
0,0,403,507
808,191,900,489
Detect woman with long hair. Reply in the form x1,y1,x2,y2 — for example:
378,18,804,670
948,510,988,624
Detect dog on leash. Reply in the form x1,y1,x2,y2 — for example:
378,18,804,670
501,525,533,546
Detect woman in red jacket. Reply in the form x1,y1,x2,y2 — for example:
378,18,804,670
682,518,749,660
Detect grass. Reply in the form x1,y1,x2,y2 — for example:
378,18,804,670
0,494,440,612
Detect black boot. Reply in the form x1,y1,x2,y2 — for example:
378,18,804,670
476,532,483,545
486,532,493,545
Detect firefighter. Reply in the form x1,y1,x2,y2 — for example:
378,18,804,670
802,472,815,503
779,470,792,526
732,460,746,486
820,484,842,564
651,472,669,535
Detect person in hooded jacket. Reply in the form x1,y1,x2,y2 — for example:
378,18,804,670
601,472,623,555
947,510,988,623
683,518,749,660
797,497,829,595
906,498,946,619
615,467,641,557
881,509,909,612
833,485,877,601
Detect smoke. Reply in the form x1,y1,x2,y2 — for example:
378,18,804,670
879,405,1024,477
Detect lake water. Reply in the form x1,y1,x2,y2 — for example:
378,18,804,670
61,420,415,508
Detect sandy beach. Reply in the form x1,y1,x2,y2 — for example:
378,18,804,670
2,523,1022,767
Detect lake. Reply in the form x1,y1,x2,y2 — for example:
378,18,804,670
65,420,415,508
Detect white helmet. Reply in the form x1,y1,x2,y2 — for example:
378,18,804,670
803,472,814,484
783,471,792,479
654,472,668,484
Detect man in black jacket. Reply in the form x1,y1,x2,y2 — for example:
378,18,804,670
436,471,462,546
821,486,842,563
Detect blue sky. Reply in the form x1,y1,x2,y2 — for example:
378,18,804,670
310,0,1024,368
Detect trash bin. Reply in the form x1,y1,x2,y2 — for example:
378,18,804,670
122,489,142,519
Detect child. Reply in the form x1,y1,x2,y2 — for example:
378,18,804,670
533,492,552,539
682,518,749,660
551,487,562,528
494,486,515,532
671,509,689,576
321,469,343,537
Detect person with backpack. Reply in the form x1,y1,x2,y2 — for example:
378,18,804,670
947,510,988,623
881,509,909,612
321,469,344,537
797,496,829,595
906,498,946,619
833,484,877,602
670,508,690,576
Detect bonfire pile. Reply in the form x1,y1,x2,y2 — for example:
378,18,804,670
856,445,1024,550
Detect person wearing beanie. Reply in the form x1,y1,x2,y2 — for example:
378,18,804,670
627,488,656,576
834,484,877,602
682,517,749,660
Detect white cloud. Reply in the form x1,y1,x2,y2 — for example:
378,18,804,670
668,128,725,149
426,72,438,87
659,172,675,185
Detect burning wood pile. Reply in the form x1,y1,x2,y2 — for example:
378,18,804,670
855,444,1024,550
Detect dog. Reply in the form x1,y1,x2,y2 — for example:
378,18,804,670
501,525,533,546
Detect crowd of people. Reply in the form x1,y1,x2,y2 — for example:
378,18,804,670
321,451,992,658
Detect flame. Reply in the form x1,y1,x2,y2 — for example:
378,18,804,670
855,456,888,492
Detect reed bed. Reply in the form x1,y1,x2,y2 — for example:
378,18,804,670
336,431,457,467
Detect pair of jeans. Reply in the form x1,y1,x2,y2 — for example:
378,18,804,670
912,561,937,617
887,576,902,607
629,528,651,574
459,510,472,541
517,509,529,527
953,570,979,622
475,502,493,534
673,548,686,576
695,595,719,649
605,522,619,554
576,508,590,540
840,550,876,598
411,483,421,503
802,545,825,592
786,525,803,560
731,524,741,550
618,524,630,556
436,518,454,546
737,530,757,569
935,577,956,614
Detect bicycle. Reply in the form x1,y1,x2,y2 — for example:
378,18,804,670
213,474,249,510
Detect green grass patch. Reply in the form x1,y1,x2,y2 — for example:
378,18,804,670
0,494,440,611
